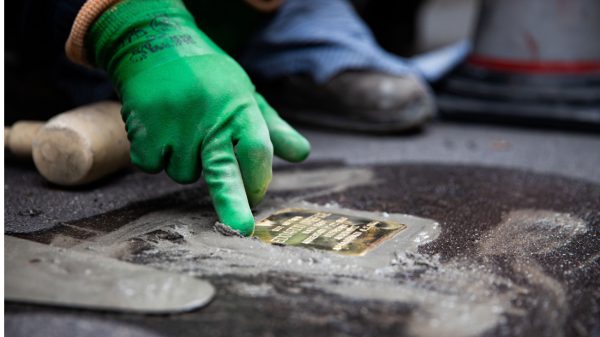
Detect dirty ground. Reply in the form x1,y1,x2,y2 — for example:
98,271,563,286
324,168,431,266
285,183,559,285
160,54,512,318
4,123,600,337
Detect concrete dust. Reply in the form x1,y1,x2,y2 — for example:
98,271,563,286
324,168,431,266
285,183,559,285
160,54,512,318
391,251,440,276
269,167,376,193
33,165,594,337
67,202,512,337
212,222,244,237
318,253,524,337
478,210,588,337
230,282,275,298
480,209,587,256
74,202,440,279
72,207,590,337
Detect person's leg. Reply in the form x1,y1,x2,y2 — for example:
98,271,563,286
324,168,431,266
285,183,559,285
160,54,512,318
239,0,434,132
241,0,416,84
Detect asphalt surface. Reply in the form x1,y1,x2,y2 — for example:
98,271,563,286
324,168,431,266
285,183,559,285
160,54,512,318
5,121,600,337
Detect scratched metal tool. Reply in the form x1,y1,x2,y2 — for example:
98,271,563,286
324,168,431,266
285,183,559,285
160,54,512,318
5,236,215,314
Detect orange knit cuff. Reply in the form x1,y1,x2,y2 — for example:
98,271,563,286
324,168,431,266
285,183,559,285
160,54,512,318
65,0,123,67
66,0,283,66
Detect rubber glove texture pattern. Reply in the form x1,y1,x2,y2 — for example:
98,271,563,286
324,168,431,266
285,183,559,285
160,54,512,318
87,0,310,235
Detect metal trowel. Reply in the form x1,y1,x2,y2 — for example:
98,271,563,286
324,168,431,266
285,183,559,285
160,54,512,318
4,236,215,314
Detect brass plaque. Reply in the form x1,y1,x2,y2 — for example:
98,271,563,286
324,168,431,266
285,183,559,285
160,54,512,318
253,208,407,255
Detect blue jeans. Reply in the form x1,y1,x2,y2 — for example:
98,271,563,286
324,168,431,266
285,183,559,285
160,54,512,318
240,0,469,84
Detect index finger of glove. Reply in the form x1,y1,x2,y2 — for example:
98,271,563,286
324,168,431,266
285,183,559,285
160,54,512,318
201,138,255,236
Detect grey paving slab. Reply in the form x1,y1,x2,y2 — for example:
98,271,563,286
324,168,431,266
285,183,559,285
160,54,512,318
293,122,600,183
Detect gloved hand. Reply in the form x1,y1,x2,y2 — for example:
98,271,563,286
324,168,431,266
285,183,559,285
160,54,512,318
87,0,310,235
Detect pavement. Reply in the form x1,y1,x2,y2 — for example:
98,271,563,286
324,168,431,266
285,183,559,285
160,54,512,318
5,120,600,337
298,121,600,183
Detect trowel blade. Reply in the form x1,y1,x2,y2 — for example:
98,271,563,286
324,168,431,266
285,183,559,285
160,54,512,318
4,236,215,314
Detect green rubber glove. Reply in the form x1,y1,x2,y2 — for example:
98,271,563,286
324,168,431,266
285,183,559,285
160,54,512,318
87,0,310,236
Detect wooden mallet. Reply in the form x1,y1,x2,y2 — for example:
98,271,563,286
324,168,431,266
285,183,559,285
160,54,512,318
5,101,131,186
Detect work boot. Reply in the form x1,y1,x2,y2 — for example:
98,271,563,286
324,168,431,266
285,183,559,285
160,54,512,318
256,70,435,132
